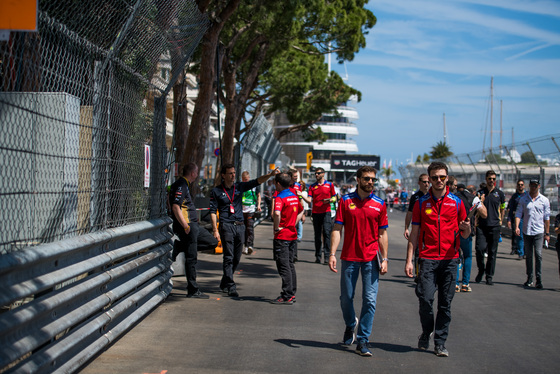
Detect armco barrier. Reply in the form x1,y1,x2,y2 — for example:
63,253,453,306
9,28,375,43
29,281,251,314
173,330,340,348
0,218,172,373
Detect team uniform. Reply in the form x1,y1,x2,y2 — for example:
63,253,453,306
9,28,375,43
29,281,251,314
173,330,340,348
210,179,259,294
273,189,303,302
412,188,466,348
169,177,201,296
335,191,388,346
309,180,337,262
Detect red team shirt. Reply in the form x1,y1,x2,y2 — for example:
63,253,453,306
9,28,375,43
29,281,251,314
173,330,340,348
274,189,303,241
335,192,389,262
309,181,336,214
412,189,467,260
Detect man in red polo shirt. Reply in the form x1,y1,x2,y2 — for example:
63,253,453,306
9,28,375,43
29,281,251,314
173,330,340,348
271,172,304,304
301,167,337,264
405,161,470,357
329,166,389,357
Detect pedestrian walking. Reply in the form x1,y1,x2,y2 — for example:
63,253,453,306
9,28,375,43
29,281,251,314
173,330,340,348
475,170,505,285
506,180,526,258
405,162,471,357
300,167,337,264
210,164,279,297
270,172,304,305
169,162,209,299
329,166,389,357
515,178,550,289
241,171,261,255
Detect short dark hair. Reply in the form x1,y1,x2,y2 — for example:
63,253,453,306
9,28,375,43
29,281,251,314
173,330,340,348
221,163,235,175
315,167,325,173
446,176,456,186
275,172,291,188
418,173,428,181
182,162,197,176
427,162,448,175
486,170,496,178
517,179,524,184
357,166,377,178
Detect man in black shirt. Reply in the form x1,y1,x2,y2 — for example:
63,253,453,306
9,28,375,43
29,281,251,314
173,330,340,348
170,162,209,298
210,164,279,297
475,170,505,285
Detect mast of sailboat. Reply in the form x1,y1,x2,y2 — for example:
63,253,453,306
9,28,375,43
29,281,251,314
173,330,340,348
443,113,447,144
490,76,494,153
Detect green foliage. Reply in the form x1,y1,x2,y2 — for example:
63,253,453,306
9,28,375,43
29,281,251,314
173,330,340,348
520,151,537,164
381,167,395,179
430,141,453,160
387,179,398,189
303,126,328,144
416,153,430,163
484,153,508,164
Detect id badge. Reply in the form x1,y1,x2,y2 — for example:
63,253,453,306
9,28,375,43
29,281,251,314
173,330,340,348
229,204,235,214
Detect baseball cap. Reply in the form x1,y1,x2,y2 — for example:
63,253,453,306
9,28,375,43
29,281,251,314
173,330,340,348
529,178,540,185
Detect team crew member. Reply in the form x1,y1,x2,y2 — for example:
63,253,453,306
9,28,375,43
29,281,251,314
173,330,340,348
405,162,470,357
404,174,430,282
329,166,389,357
515,178,550,289
271,172,304,305
170,163,209,299
210,164,279,297
475,170,506,285
301,167,337,264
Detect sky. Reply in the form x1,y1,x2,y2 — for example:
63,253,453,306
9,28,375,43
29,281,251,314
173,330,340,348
331,0,560,173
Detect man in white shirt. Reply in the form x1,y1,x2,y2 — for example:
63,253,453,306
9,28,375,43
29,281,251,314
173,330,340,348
515,178,551,289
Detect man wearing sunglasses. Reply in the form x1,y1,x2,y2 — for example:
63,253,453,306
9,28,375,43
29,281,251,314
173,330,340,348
405,162,470,357
475,170,506,285
329,166,388,356
300,167,337,264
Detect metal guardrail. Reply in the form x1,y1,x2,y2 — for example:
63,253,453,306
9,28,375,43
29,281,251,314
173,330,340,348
0,218,172,373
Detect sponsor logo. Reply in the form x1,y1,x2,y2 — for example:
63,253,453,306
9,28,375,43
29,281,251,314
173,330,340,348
444,202,456,207
426,203,431,207
349,203,356,210
425,208,433,215
368,206,381,212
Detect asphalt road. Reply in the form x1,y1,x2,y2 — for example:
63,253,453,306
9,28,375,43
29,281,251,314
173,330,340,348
80,210,560,374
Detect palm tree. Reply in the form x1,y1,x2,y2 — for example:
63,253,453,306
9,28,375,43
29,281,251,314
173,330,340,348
430,141,453,160
381,166,395,179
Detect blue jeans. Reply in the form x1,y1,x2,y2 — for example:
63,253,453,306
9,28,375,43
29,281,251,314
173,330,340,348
457,236,472,286
296,220,303,241
513,219,524,257
340,259,379,343
524,233,544,282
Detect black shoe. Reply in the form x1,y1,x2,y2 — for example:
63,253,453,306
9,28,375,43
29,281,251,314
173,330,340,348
486,278,494,286
270,296,293,305
186,290,209,299
343,317,358,345
356,341,372,356
418,332,432,350
475,273,483,283
315,258,321,263
228,289,239,297
523,280,534,287
434,345,449,357
510,250,516,255
536,282,543,289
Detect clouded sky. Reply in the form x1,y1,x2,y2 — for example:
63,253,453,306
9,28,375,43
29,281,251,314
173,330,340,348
332,0,560,171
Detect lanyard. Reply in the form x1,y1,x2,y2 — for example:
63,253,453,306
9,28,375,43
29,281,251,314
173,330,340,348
223,185,236,213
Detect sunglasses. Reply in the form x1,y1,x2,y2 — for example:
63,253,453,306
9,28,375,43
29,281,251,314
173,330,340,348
487,177,496,181
430,175,447,182
315,172,324,175
360,177,378,182
420,180,430,184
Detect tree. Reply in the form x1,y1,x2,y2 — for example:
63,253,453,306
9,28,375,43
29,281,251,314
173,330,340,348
381,166,395,179
181,0,376,175
430,141,453,160
520,151,537,164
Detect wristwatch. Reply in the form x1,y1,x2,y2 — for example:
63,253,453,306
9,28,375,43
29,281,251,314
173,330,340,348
382,258,388,262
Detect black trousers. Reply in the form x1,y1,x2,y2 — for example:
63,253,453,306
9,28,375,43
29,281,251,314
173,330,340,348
219,222,245,291
174,221,200,295
475,226,501,280
273,239,297,298
416,258,459,345
312,212,332,261
243,213,255,247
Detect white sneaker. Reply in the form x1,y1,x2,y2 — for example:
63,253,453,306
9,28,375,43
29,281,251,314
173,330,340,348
247,247,254,254
242,247,249,255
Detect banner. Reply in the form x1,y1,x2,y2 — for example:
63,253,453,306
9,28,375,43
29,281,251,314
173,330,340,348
330,154,381,171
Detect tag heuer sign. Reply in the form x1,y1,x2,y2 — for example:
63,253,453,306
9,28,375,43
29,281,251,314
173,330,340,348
330,154,381,170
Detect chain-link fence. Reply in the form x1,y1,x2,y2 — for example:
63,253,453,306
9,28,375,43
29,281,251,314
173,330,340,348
399,133,560,215
0,0,209,254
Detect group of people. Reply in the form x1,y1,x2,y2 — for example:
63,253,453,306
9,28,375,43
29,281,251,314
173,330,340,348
168,160,558,359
